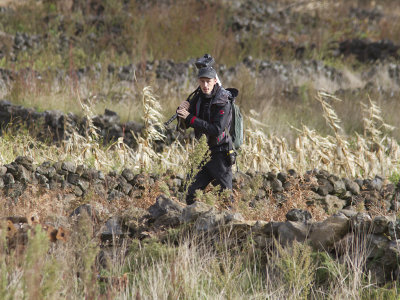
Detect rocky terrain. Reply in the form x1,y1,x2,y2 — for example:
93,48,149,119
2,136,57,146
1,40,400,100
1,0,400,296
3,153,400,283
1,1,400,102
0,96,398,287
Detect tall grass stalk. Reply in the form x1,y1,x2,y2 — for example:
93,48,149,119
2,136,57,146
238,91,400,179
0,88,399,179
316,91,356,176
134,86,165,171
123,237,268,299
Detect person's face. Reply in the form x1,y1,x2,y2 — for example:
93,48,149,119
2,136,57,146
198,77,217,95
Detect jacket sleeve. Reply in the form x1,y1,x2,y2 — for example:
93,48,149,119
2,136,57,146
184,99,198,127
186,101,231,137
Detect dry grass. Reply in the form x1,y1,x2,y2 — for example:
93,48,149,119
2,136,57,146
0,88,398,297
1,1,400,298
2,215,396,299
1,87,399,222
237,179,328,223
0,0,26,6
238,91,400,180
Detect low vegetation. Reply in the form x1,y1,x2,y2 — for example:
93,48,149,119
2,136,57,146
2,218,400,299
0,85,398,297
1,0,400,298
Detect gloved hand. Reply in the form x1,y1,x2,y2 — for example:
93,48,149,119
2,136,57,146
177,108,190,119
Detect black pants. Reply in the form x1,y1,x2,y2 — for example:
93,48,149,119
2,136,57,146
185,151,232,205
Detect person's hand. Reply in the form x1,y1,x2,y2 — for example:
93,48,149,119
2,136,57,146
178,101,190,110
177,108,190,119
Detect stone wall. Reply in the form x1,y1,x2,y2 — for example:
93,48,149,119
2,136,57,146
3,155,400,284
0,100,145,148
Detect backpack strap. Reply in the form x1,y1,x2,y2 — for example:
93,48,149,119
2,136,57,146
225,88,240,172
195,95,202,117
188,87,201,101
224,88,239,148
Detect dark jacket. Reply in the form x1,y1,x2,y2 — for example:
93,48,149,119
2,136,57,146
184,85,232,153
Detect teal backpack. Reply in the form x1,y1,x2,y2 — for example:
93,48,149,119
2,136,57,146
226,88,243,150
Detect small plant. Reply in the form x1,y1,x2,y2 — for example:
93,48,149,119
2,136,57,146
22,225,61,299
193,184,221,206
312,251,345,288
389,172,400,185
271,240,316,299
158,181,171,197
69,211,100,298
182,135,210,202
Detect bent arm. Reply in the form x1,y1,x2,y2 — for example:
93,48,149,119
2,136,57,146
185,102,231,137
